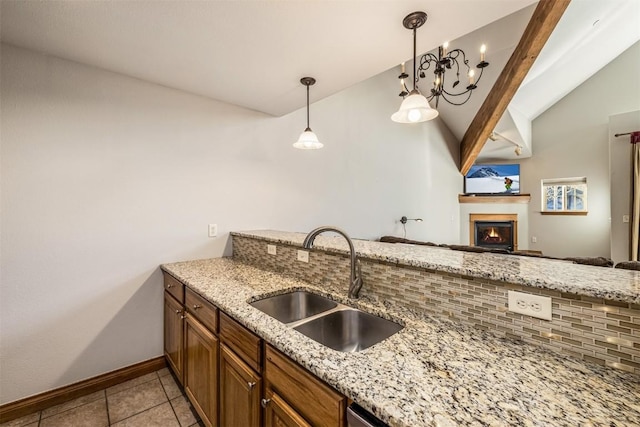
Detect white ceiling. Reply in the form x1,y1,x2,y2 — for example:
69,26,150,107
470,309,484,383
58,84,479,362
0,0,535,117
3,0,637,165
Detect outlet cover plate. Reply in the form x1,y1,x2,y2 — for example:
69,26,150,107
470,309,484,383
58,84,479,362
297,250,309,263
267,244,277,255
508,291,552,320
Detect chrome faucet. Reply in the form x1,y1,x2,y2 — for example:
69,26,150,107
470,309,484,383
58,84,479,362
302,226,363,299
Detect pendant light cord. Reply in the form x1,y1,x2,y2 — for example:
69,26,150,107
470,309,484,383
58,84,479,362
412,26,417,92
306,83,310,130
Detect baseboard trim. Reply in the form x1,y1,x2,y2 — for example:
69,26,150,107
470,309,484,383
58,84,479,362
0,355,166,423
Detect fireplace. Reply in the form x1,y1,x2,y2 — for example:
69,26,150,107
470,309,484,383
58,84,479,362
469,214,518,251
475,221,514,250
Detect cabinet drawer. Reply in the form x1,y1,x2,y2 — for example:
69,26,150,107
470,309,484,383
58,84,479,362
265,345,346,427
163,272,184,303
185,288,218,333
219,312,262,372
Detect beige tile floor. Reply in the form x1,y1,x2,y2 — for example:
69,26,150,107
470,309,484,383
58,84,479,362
1,368,203,427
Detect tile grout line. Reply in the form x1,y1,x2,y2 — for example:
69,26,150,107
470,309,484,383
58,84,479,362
104,389,111,427
113,401,170,426
107,370,175,426
158,371,182,426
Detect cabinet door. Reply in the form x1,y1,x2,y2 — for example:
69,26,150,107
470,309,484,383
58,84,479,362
265,345,346,426
219,344,261,427
185,314,219,427
263,389,311,427
164,292,184,384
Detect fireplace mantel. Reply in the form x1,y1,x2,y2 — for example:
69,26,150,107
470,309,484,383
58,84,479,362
459,194,531,204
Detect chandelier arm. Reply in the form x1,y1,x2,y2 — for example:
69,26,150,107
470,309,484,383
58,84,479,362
417,54,438,82
401,79,409,94
440,90,473,106
473,66,486,85
441,87,471,97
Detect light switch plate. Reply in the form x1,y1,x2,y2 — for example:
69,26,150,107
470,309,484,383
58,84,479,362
297,250,309,263
267,244,277,255
208,224,218,238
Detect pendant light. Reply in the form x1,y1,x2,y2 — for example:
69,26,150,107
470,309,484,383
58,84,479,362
391,12,438,123
294,77,323,149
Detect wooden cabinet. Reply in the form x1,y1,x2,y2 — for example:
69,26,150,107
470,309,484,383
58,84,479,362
263,389,311,427
219,344,261,427
184,313,219,427
265,345,346,427
163,292,184,384
219,312,262,372
186,287,218,333
162,272,347,427
164,272,185,302
219,313,263,426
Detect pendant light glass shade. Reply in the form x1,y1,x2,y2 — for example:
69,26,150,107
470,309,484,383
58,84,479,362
294,77,323,149
293,128,323,149
392,11,439,124
391,90,439,123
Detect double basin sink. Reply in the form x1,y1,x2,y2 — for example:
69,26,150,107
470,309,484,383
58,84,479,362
250,291,403,352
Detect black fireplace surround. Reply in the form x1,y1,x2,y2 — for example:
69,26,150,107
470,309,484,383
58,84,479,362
474,221,514,251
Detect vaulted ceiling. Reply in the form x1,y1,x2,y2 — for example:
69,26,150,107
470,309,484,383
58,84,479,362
2,0,639,167
0,0,535,117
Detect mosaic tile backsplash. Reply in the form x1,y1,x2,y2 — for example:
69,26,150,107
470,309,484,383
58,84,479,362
233,235,640,375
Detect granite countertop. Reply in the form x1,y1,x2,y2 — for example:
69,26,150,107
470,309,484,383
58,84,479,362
232,230,640,304
161,257,640,427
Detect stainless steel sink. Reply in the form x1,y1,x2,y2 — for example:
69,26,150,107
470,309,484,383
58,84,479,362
250,291,337,324
293,308,403,352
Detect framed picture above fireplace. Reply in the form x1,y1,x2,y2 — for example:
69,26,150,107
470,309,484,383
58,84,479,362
465,164,520,195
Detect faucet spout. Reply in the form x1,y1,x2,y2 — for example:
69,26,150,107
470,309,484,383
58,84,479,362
302,226,363,299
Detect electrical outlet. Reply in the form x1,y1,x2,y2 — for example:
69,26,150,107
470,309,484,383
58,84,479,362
208,224,218,238
531,236,537,243
297,250,309,263
267,244,277,255
623,215,630,223
508,291,552,320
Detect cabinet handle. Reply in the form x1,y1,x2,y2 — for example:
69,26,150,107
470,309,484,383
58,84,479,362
261,398,271,408
175,309,182,314
247,381,256,389
166,283,173,288
193,304,201,310
180,315,186,319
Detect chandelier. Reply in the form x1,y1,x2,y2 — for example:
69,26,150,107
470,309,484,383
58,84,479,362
393,11,489,123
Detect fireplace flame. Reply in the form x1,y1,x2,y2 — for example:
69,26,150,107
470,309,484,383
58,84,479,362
488,227,499,238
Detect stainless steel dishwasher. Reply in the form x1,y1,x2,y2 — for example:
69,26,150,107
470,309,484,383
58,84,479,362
346,403,389,427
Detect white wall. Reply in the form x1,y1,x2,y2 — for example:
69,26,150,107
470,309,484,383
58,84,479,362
0,44,461,403
520,41,640,258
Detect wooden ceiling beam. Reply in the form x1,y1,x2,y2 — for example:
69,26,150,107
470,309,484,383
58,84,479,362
459,0,571,175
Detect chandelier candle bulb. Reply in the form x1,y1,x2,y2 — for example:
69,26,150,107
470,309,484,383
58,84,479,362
442,41,449,56
468,69,475,85
480,44,486,62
